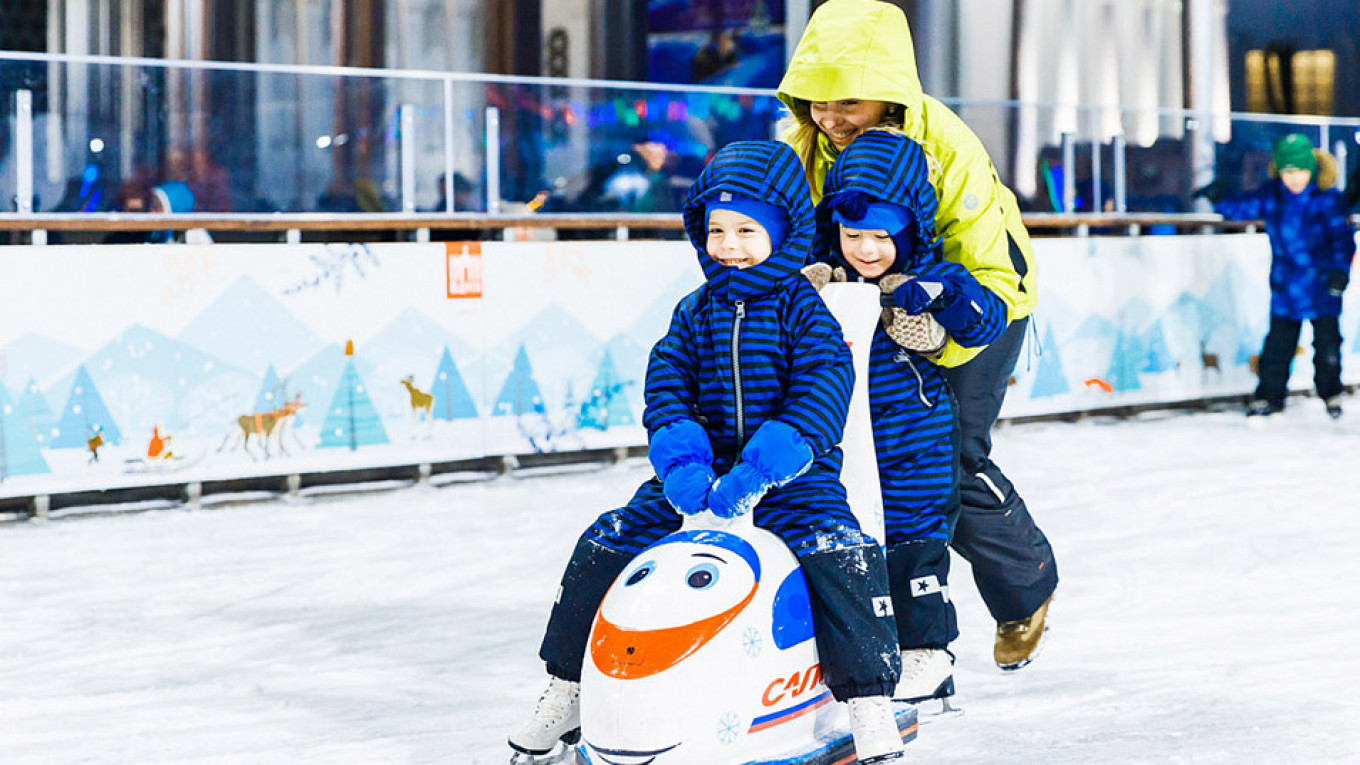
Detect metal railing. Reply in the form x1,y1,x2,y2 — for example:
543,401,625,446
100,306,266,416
4,51,1358,228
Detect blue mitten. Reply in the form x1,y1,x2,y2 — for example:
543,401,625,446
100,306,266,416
708,421,813,519
892,262,990,333
649,420,716,515
663,462,715,515
708,463,768,519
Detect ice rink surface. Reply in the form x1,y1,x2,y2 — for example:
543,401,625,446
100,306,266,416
2,402,1359,764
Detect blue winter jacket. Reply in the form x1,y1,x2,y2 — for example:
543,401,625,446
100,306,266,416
643,141,854,475
813,131,1007,544
1218,178,1355,320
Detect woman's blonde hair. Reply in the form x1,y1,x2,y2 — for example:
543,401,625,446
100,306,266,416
779,98,910,191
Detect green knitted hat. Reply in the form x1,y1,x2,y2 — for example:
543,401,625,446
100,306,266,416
1273,133,1317,174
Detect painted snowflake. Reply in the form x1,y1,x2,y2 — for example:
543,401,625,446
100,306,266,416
716,711,743,745
742,626,763,657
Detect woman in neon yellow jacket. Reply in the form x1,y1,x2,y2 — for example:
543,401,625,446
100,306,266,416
778,0,1059,683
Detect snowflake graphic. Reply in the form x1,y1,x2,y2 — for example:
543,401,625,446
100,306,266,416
716,711,743,745
742,626,763,657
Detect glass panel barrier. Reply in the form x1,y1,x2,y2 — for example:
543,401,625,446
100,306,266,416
3,54,1359,223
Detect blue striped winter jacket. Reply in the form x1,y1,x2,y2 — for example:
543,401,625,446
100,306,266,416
1217,179,1356,320
813,131,1007,543
643,141,854,474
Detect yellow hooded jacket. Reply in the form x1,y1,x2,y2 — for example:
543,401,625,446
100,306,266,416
777,0,1038,366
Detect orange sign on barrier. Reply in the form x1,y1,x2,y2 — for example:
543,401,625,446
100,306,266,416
445,241,483,298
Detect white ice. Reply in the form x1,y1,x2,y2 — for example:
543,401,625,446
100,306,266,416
2,402,1359,764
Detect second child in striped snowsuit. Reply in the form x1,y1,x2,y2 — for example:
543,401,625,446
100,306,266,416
808,130,1007,706
510,140,909,763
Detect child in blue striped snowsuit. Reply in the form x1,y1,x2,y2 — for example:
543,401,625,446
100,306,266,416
510,140,908,763
808,130,1007,705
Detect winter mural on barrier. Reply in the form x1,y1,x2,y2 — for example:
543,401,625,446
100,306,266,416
0,240,699,496
0,234,1357,495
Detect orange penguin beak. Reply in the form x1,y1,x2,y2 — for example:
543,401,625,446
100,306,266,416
590,583,757,680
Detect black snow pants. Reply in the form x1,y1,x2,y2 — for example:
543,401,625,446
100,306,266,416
1255,314,1343,407
942,316,1059,624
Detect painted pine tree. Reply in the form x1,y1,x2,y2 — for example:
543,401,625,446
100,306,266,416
16,376,56,447
493,344,545,417
1031,326,1070,398
1107,329,1145,392
51,365,123,448
431,347,477,420
578,349,635,430
0,381,51,480
317,355,389,450
1141,321,1174,373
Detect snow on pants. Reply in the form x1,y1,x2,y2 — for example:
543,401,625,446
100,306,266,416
538,466,901,701
941,316,1059,623
1255,314,1343,406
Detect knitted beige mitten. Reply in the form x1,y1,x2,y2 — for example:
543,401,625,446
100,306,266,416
801,263,847,292
879,274,949,354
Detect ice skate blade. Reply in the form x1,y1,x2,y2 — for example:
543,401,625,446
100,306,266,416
509,744,574,764
914,696,965,723
509,729,581,764
893,675,954,704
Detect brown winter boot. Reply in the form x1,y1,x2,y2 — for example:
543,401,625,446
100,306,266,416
994,595,1052,671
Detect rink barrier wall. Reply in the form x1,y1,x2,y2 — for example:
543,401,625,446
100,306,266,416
1,234,1357,519
7,212,1360,244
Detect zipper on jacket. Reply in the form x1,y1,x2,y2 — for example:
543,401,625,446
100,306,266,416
732,300,746,446
893,350,936,408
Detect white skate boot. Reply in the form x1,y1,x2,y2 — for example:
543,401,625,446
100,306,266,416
847,696,905,763
508,676,581,762
893,648,958,716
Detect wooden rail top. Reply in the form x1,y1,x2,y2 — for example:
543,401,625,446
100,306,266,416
1,211,1354,234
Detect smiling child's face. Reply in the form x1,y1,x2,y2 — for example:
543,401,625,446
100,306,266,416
706,209,773,269
838,225,897,279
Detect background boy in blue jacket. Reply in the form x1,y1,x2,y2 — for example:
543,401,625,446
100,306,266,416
1216,134,1356,419
805,130,1007,707
510,141,908,763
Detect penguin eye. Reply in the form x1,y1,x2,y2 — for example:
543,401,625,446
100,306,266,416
625,561,655,586
686,563,719,590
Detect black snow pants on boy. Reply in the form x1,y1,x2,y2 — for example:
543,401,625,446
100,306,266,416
1255,314,1343,407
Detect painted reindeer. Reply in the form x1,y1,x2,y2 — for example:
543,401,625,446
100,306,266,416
220,394,307,459
400,375,435,437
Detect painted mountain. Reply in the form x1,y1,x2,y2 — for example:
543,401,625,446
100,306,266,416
0,333,86,393
177,275,326,374
45,324,255,439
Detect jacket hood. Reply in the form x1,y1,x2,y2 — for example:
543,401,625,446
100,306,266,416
1268,149,1338,190
683,141,815,298
776,0,925,134
814,130,941,276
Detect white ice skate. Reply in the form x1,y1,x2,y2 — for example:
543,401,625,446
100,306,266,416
894,648,961,718
508,676,581,763
848,696,906,762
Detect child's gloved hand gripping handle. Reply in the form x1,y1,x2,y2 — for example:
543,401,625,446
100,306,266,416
708,421,813,519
